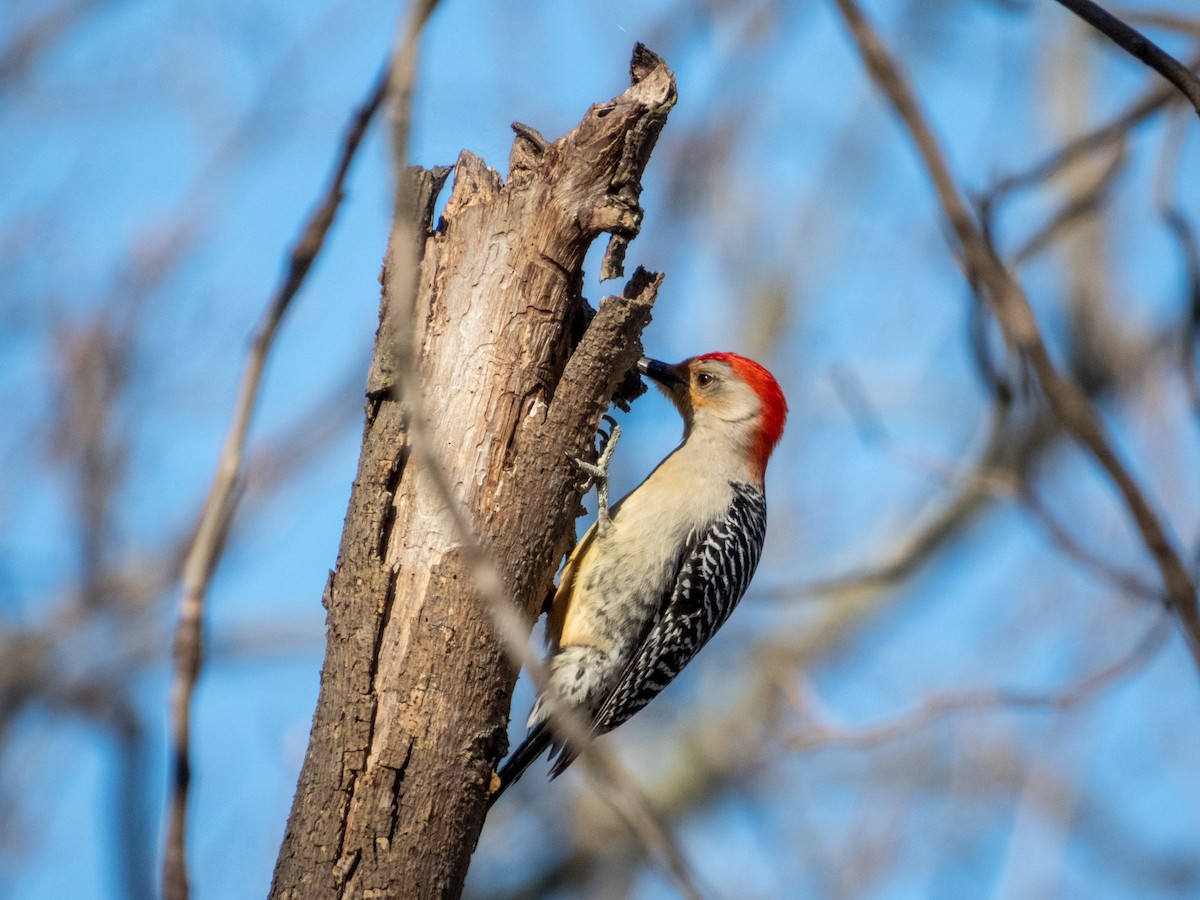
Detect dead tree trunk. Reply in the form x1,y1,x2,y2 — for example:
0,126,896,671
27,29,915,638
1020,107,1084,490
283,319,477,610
270,46,676,900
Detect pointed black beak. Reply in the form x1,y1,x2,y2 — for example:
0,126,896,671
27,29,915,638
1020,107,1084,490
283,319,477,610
637,356,685,388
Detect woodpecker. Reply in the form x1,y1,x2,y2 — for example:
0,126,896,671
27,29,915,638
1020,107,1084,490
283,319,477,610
489,352,787,806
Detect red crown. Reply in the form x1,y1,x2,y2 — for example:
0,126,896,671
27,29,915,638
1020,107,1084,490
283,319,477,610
691,352,788,478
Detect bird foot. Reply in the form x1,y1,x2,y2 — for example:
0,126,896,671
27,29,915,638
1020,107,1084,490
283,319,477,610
573,415,620,537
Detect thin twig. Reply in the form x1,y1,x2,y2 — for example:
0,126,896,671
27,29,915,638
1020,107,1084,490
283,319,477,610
831,0,1200,671
826,364,1160,602
0,0,103,86
1008,143,1127,265
161,56,394,900
1152,109,1200,421
801,386,1043,601
1113,10,1200,38
1017,485,1164,601
990,51,1199,198
1164,212,1200,417
1051,0,1200,115
790,614,1170,751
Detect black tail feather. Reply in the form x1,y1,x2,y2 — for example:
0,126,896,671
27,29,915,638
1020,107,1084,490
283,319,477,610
488,722,553,810
489,721,595,810
546,739,580,780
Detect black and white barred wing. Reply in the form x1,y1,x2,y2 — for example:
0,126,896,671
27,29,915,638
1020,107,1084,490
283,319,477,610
592,482,767,735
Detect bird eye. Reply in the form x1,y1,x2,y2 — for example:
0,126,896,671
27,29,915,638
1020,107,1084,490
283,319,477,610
696,372,714,388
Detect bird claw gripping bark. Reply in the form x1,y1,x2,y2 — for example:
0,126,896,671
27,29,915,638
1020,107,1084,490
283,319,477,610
573,415,620,538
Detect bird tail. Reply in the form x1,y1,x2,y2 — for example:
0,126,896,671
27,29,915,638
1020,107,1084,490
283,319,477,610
488,722,554,810
546,739,581,780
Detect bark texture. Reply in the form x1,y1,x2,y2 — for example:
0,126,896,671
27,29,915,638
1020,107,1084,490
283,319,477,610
270,46,676,900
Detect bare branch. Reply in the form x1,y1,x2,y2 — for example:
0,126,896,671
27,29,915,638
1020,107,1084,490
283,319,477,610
1113,10,1200,38
790,615,1170,751
162,50,395,900
1008,143,1126,265
822,371,1160,604
1152,110,1200,421
0,0,106,88
1050,0,1200,115
1017,485,1164,602
802,404,1035,600
1159,209,1200,417
990,51,1199,198
831,0,1200,669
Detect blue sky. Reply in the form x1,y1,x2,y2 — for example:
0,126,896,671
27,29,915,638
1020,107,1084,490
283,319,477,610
3,0,1200,897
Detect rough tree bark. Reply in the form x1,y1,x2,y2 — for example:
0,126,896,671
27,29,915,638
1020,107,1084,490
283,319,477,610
270,46,677,900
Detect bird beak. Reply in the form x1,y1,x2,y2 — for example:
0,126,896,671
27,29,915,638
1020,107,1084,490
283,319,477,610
637,357,685,389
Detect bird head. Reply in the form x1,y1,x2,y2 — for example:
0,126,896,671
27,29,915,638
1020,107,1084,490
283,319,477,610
638,352,788,481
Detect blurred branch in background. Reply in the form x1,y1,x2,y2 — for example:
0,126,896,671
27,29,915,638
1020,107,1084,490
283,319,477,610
1050,0,1200,113
1114,10,1200,38
1152,109,1200,423
1003,140,1126,264
788,612,1170,752
822,361,1163,602
0,0,111,88
162,51,394,900
989,49,1199,199
6,1,1200,898
831,0,1200,667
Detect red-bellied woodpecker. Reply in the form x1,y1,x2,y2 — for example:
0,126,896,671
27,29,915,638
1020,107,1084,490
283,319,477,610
489,352,788,806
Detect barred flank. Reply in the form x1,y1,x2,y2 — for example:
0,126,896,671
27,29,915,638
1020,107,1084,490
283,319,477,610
579,482,766,743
